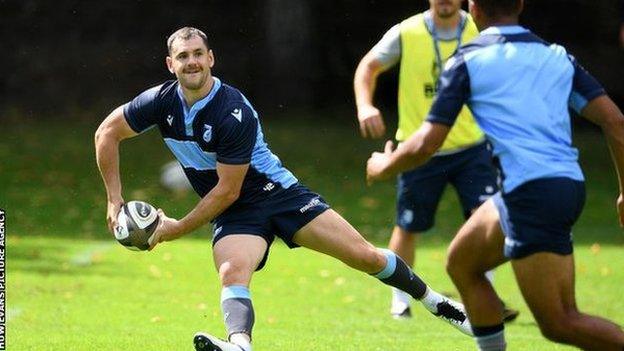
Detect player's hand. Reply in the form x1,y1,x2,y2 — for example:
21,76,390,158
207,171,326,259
617,193,624,227
148,209,183,251
357,105,386,139
366,140,395,185
106,197,124,235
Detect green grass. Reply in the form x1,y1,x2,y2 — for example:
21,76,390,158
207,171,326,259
5,114,624,350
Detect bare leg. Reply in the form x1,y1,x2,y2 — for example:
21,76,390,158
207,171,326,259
293,209,385,273
447,198,508,327
194,234,267,351
388,226,419,268
293,209,473,336
513,253,624,350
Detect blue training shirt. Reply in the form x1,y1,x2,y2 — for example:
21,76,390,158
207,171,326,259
427,25,605,193
123,77,298,204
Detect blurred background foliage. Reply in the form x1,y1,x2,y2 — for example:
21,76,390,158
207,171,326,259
2,0,623,119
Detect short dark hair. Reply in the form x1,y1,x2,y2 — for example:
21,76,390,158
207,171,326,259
473,0,522,18
167,27,210,54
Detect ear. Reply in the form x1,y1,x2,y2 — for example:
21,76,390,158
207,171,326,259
166,56,174,74
468,0,483,30
207,49,215,69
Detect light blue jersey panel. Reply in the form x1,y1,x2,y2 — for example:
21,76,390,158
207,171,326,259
164,138,217,170
428,26,605,193
463,31,582,191
239,93,299,189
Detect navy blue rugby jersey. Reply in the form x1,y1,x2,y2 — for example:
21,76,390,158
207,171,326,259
123,77,298,204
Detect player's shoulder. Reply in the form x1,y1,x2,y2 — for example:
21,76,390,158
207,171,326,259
211,82,257,125
401,12,424,24
399,12,425,31
217,83,247,106
136,80,178,104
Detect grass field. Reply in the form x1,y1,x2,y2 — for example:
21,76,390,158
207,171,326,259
5,113,624,350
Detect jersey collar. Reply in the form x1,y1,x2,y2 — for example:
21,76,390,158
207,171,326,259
481,25,529,36
177,77,222,137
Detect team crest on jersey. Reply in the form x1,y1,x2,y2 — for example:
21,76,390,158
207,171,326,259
202,124,212,143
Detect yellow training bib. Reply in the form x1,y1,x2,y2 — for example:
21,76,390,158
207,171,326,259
397,12,483,151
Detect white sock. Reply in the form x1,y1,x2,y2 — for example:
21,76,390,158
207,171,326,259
391,287,411,313
485,270,495,284
419,287,446,314
230,334,252,351
476,330,506,351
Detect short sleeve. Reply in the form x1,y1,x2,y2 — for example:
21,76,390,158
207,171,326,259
426,55,471,126
567,55,606,114
123,85,161,133
215,104,258,164
370,24,401,69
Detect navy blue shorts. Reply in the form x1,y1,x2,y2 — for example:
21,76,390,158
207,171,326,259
212,183,330,270
396,142,498,232
493,177,585,259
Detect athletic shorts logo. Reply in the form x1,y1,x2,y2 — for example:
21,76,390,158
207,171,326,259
299,198,322,213
202,124,212,143
214,226,223,236
400,209,414,225
167,114,174,126
479,186,497,203
263,182,275,192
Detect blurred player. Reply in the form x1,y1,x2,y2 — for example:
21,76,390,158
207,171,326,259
367,0,624,349
354,0,517,321
95,27,474,351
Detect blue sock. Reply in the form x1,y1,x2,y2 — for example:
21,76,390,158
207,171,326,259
371,249,428,299
221,285,255,341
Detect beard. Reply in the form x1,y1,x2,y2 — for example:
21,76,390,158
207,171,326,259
434,0,460,18
178,70,209,91
437,9,457,18
437,6,459,18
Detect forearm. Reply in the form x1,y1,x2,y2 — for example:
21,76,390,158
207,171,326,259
382,131,437,178
603,118,624,192
581,96,624,192
354,67,377,108
95,133,123,201
176,186,239,236
354,56,383,109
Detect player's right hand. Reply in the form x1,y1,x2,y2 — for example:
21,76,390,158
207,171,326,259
357,105,386,139
106,197,124,235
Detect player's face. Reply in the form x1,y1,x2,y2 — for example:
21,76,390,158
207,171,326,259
167,35,214,91
429,0,463,19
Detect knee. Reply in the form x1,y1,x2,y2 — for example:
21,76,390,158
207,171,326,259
537,311,580,343
445,246,464,282
347,246,386,273
218,259,252,286
394,227,417,241
539,322,571,343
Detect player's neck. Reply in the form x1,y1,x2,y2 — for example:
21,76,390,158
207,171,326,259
432,11,462,31
179,76,215,107
481,16,519,30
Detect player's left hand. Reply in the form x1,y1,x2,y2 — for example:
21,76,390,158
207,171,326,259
148,209,184,251
617,193,624,227
366,140,394,185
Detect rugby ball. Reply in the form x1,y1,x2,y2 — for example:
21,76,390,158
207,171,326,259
114,201,160,251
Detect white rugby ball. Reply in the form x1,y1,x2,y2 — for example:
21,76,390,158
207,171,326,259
114,201,160,251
